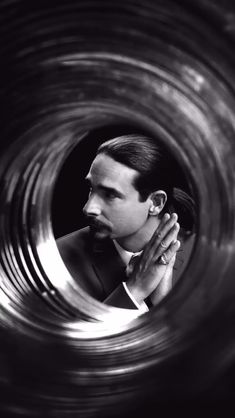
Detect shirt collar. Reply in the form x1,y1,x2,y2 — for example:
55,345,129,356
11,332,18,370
113,240,142,266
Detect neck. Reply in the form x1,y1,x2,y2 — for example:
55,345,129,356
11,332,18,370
116,216,160,252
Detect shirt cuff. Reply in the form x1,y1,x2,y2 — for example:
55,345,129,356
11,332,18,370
122,282,149,313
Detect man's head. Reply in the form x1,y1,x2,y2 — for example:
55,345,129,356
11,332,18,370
96,134,174,202
83,134,175,251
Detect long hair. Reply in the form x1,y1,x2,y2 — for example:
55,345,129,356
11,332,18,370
97,134,196,232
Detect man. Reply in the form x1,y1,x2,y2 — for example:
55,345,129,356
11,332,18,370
57,134,195,312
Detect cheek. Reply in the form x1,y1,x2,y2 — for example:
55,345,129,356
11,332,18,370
129,206,149,223
111,204,148,228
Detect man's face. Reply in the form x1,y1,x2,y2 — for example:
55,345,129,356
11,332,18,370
83,153,152,242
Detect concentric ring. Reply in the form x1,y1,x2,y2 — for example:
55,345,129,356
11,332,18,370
1,0,235,415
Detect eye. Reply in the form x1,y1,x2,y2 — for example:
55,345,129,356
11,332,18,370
104,190,117,200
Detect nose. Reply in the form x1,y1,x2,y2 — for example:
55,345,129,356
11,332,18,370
83,193,102,217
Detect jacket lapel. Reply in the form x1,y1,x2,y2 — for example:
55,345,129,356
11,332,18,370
91,238,127,297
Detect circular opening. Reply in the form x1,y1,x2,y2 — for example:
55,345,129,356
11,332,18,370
52,123,197,315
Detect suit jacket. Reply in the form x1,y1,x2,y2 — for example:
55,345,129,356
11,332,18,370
57,227,194,309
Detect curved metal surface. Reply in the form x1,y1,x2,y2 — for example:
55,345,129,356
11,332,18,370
1,0,235,415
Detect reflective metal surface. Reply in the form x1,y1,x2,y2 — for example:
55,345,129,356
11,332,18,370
1,0,235,415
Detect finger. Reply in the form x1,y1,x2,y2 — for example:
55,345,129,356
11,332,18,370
167,252,177,267
157,212,178,235
150,213,178,249
151,222,180,262
142,213,177,262
160,221,180,251
156,239,181,265
140,213,179,265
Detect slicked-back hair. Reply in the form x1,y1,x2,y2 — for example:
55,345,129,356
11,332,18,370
97,134,175,201
96,134,196,231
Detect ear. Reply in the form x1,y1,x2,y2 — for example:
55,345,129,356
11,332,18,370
148,190,167,216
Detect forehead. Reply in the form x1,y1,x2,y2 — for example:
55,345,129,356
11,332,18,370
87,153,138,190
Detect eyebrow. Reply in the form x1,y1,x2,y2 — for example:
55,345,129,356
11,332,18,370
85,177,124,198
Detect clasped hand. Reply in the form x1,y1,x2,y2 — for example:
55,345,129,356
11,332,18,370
126,213,180,305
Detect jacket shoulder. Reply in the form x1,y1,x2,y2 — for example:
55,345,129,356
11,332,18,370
56,227,91,252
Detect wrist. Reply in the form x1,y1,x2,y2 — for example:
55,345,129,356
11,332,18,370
126,279,145,304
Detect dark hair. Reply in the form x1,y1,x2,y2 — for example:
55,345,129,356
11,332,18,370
97,134,196,232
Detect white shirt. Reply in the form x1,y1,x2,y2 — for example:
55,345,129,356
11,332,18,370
113,240,149,313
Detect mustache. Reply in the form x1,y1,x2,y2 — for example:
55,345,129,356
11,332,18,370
86,217,111,231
